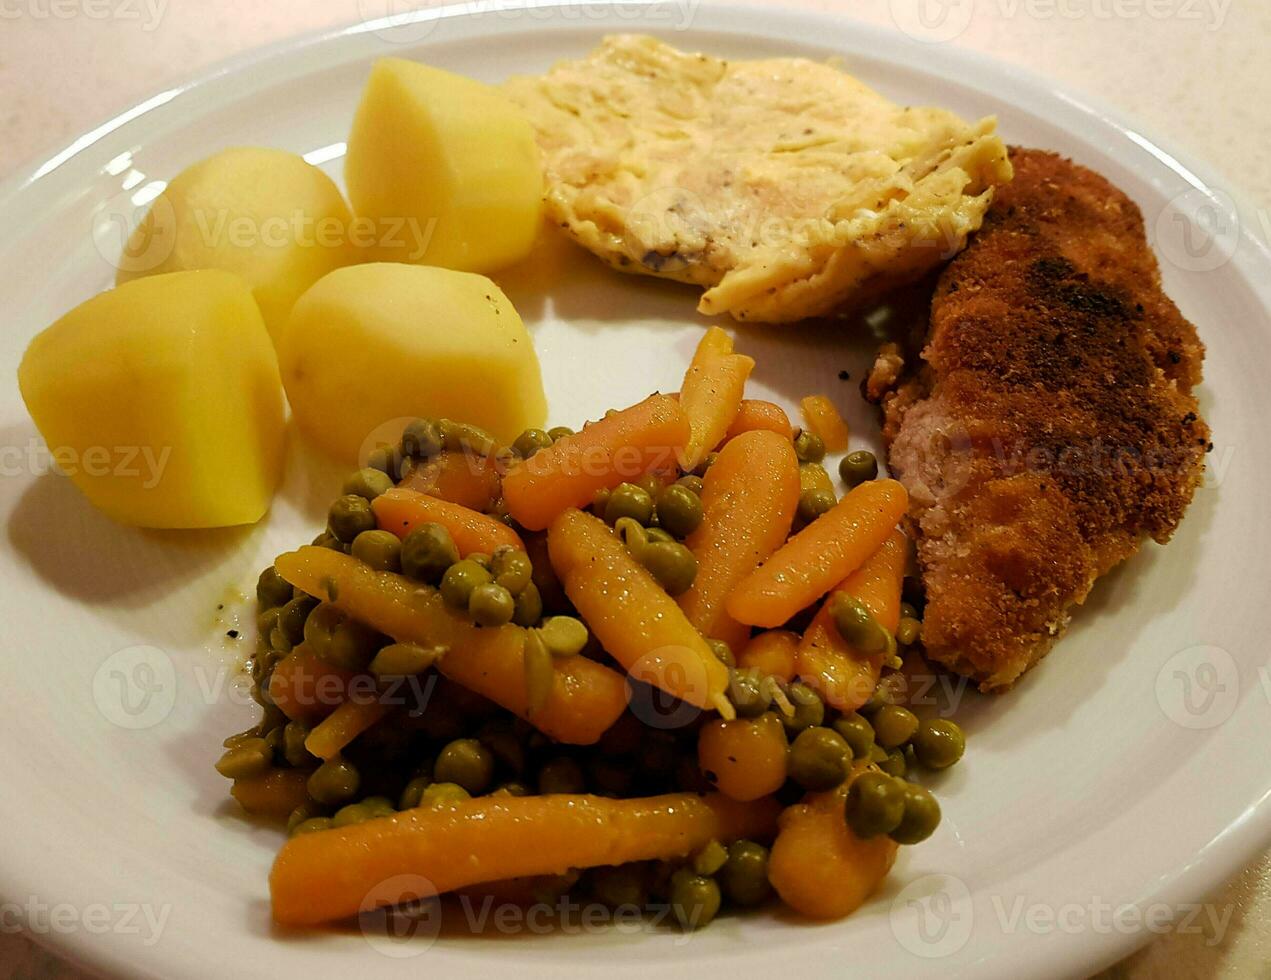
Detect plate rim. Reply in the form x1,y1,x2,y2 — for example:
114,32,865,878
3,3,1269,978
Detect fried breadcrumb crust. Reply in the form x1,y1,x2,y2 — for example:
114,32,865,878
871,148,1210,691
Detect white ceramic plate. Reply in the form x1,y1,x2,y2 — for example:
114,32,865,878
1,3,1268,978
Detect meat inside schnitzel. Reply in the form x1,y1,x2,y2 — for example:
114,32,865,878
869,148,1210,691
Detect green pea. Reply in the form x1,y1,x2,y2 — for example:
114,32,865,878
675,474,705,496
369,642,442,677
329,494,375,543
539,616,589,658
277,595,317,646
873,705,920,748
797,488,836,523
878,747,907,778
523,630,555,717
692,840,729,876
590,864,648,909
911,719,966,770
548,426,575,442
420,782,471,807
311,530,344,552
303,603,382,671
512,428,554,459
708,638,735,669
494,781,529,797
283,721,315,768
728,669,770,718
307,757,360,806
780,681,825,734
605,483,655,526
400,523,459,584
839,450,879,488
214,738,271,780
830,595,890,654
591,488,612,516
401,418,444,459
469,582,515,626
434,738,495,795
342,467,395,502
897,616,922,646
362,796,396,819
256,566,294,609
655,484,704,538
899,601,919,621
843,772,906,839
638,541,697,596
440,559,492,608
350,529,402,572
789,726,851,791
669,869,721,931
832,712,876,759
537,756,585,794
290,817,333,836
439,419,498,458
508,580,541,627
286,801,323,833
890,782,942,845
644,527,675,544
490,546,533,595
719,840,771,907
398,775,432,810
793,428,826,463
331,802,374,828
366,445,403,481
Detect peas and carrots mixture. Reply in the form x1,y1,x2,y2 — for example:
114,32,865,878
219,330,966,932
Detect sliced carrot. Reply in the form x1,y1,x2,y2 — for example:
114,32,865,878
503,394,689,531
231,769,310,819
267,647,358,725
726,479,908,628
679,327,754,471
271,792,781,926
304,698,393,761
800,394,850,453
797,530,908,711
697,714,789,801
799,461,835,496
737,630,800,682
372,486,524,557
678,430,800,651
768,776,898,920
274,547,626,745
547,508,730,712
724,399,794,442
400,449,501,512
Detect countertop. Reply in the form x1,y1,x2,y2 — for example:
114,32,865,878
1,1,1268,977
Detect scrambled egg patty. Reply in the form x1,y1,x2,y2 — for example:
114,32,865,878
505,35,1013,323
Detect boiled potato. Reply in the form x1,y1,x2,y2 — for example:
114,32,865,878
116,147,356,342
278,263,547,462
345,58,542,274
18,270,285,528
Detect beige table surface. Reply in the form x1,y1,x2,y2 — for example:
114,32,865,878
1,0,1268,976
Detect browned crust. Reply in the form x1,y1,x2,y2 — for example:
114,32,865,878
873,147,1210,691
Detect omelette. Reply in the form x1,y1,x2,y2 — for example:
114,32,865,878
505,35,1013,323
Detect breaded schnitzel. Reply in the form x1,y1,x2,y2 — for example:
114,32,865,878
869,148,1209,691
505,35,1013,323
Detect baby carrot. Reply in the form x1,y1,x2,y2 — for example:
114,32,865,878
267,647,357,725
548,508,731,712
737,630,800,682
399,449,502,512
799,394,850,453
725,479,908,628
372,486,524,557
797,530,908,711
678,429,801,652
304,698,393,761
503,394,690,531
697,713,789,801
274,547,627,745
231,769,311,819
768,777,898,920
679,327,754,471
270,792,782,926
725,399,794,442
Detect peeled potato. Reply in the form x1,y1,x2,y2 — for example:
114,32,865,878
116,147,356,342
278,263,547,462
18,270,285,528
345,58,542,274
